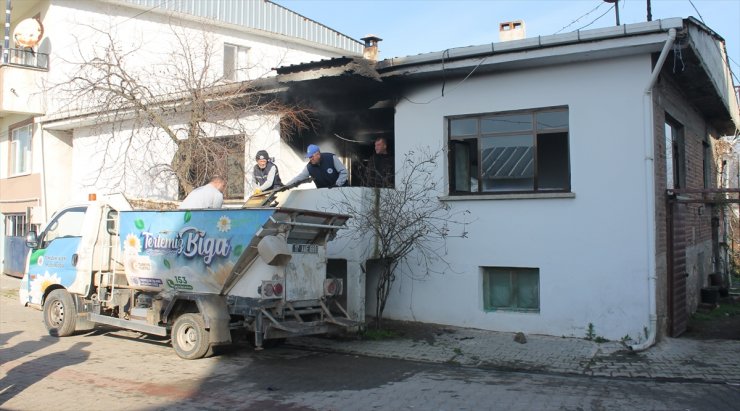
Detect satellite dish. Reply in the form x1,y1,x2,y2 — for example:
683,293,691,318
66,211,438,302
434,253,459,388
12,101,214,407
13,18,44,48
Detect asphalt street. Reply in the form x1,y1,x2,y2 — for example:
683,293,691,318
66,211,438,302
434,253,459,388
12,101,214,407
2,274,739,410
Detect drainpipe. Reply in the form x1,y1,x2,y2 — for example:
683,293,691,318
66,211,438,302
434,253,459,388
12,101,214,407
630,28,676,351
40,125,49,222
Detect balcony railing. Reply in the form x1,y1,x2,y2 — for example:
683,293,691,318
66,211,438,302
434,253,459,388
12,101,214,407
1,48,49,70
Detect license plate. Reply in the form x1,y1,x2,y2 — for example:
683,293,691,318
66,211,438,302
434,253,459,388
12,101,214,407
292,244,318,253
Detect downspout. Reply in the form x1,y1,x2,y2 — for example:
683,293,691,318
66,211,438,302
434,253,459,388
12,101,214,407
630,28,676,351
40,125,49,222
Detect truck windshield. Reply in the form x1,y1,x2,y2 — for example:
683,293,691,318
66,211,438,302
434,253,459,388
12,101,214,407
41,206,87,246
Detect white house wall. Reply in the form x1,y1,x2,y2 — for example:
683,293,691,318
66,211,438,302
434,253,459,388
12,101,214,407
41,1,350,117
40,128,73,219
71,122,179,202
383,54,656,341
70,111,287,203
31,0,353,212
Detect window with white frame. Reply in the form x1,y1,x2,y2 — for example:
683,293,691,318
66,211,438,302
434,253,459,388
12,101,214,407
448,108,570,194
483,267,540,312
223,44,250,81
10,124,32,175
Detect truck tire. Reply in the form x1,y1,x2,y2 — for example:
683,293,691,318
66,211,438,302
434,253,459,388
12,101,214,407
172,313,212,360
43,289,77,337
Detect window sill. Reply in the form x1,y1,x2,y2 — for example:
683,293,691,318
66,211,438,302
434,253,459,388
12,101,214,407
440,192,575,201
484,308,540,314
8,172,32,179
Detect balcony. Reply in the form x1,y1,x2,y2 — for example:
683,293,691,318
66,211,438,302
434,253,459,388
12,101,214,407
0,48,48,117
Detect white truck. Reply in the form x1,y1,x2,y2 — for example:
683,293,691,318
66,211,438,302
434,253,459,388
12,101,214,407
19,194,356,359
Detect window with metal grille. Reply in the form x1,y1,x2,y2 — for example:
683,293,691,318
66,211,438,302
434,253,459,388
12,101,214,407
4,213,38,236
483,267,540,312
448,108,570,194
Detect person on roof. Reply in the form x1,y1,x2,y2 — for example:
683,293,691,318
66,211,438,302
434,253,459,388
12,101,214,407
179,176,226,209
252,150,283,195
285,144,347,189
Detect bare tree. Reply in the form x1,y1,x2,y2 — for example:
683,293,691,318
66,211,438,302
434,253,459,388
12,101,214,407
717,136,740,278
337,148,470,328
50,23,313,197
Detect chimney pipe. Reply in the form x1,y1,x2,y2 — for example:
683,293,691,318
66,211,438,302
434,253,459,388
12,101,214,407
361,34,382,61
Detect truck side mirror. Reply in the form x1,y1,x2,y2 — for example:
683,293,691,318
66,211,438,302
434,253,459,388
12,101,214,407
25,230,39,249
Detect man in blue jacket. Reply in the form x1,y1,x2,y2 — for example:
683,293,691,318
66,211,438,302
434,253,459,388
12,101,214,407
286,144,347,188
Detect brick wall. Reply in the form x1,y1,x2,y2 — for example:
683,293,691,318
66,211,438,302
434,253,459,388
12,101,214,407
652,75,721,338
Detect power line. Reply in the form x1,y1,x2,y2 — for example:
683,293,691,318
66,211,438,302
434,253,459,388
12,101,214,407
554,0,605,34
687,0,706,24
576,4,615,31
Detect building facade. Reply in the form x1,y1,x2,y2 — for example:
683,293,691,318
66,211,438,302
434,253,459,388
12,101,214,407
0,0,362,276
274,18,738,344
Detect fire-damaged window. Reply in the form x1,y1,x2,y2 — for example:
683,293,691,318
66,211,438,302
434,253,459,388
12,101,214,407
223,44,250,81
483,267,540,312
177,135,245,200
448,108,570,194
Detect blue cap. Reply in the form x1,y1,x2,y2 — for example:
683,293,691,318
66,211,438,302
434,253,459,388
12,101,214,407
305,144,320,158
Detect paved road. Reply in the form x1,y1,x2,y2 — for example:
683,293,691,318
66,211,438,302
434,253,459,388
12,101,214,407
2,277,739,410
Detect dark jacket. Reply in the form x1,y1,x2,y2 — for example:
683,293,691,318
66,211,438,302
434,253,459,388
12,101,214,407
308,153,342,188
253,161,282,190
366,153,394,188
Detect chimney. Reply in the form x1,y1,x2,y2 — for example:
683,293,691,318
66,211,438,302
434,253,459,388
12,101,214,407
499,20,525,42
361,34,382,61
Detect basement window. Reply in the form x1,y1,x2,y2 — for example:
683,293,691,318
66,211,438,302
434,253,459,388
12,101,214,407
483,267,540,312
448,108,570,195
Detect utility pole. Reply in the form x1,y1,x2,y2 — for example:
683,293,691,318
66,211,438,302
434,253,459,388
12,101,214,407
604,0,620,26
647,0,653,22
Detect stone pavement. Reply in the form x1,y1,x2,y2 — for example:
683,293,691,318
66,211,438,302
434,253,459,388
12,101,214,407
290,319,740,384
3,272,739,387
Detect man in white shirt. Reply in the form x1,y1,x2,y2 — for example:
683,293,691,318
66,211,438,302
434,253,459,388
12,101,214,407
179,176,226,209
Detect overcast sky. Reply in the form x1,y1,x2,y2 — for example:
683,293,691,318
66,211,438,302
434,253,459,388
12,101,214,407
276,0,740,82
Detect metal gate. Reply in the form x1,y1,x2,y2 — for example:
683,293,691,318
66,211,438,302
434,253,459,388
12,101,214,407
667,188,740,338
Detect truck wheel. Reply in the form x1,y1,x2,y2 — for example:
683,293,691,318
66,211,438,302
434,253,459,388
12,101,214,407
43,289,77,337
172,313,211,360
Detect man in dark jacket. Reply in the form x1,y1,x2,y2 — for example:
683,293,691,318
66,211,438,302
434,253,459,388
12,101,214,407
252,150,282,194
286,144,347,188
365,137,394,188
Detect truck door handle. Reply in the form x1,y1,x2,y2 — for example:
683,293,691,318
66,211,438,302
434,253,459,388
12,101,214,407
72,254,79,266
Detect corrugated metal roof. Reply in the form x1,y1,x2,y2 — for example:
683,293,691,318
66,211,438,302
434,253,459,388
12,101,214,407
115,0,363,54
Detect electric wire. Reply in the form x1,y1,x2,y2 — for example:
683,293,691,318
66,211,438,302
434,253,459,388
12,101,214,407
554,0,605,34
401,55,488,105
687,0,706,24
576,4,615,31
